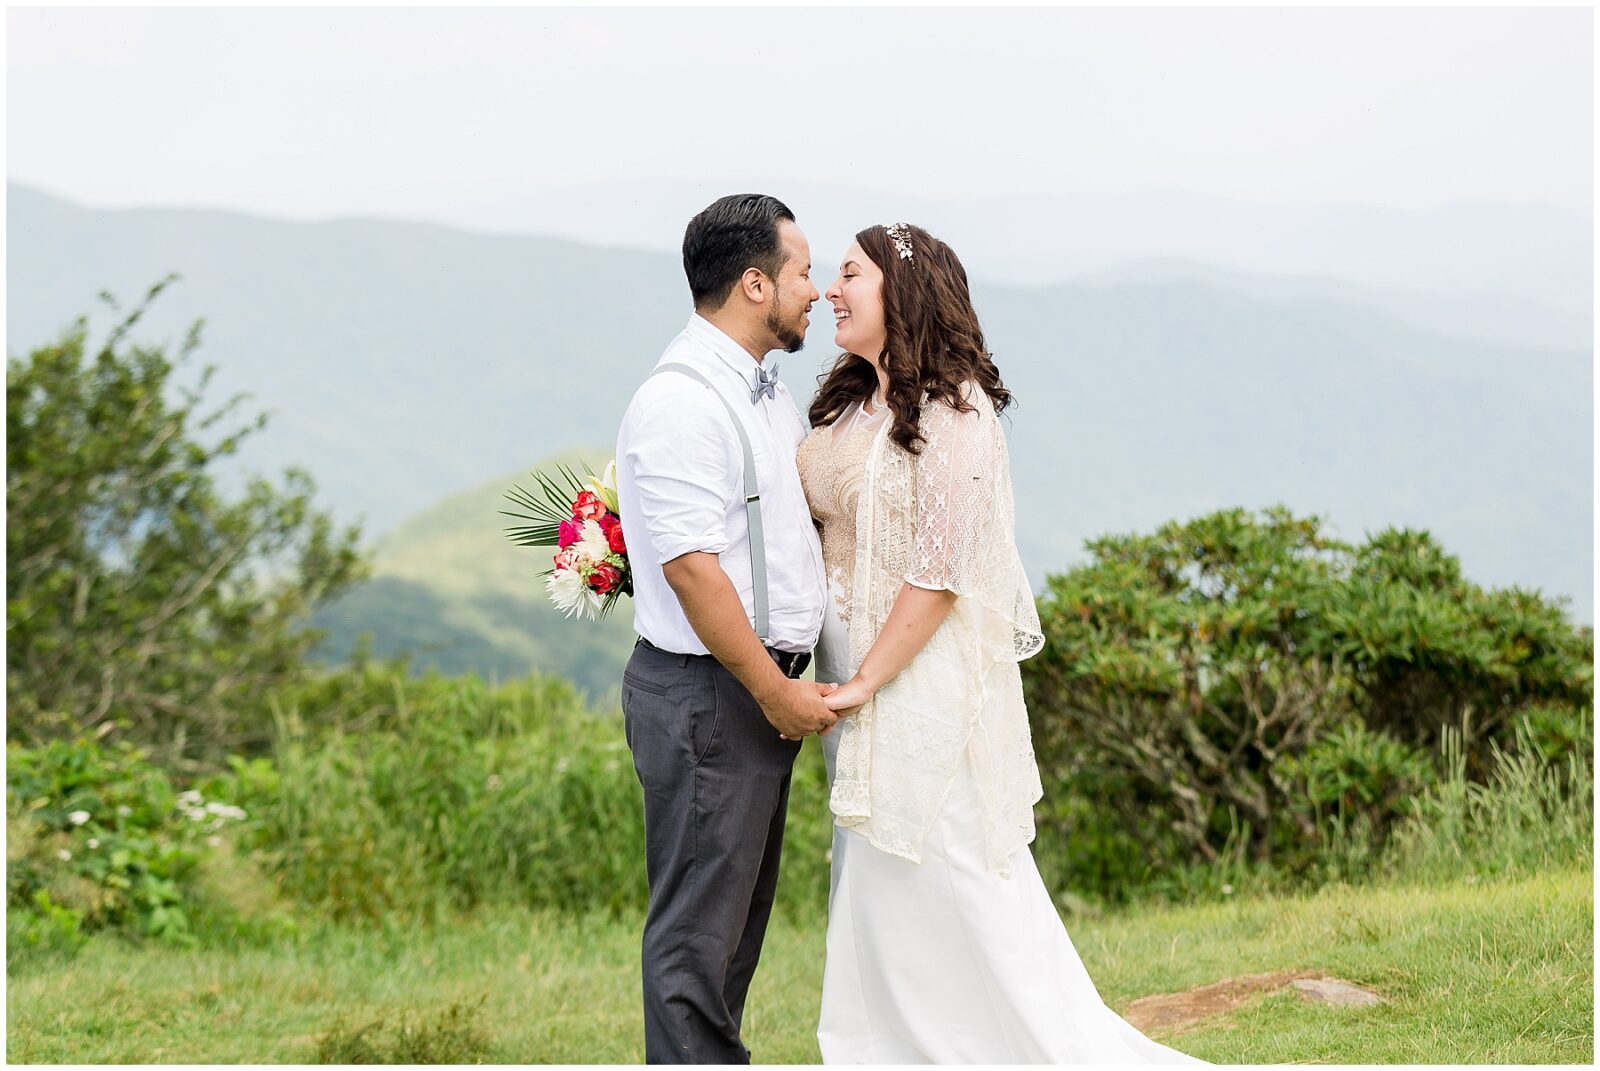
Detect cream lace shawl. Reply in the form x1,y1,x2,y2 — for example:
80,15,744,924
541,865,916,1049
828,381,1047,877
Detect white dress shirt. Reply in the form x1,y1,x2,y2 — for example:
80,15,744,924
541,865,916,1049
616,314,827,656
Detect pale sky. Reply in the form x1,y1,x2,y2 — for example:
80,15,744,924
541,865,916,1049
6,5,1594,228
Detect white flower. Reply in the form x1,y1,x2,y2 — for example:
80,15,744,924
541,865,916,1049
546,567,590,619
185,807,208,822
116,804,133,817
575,520,611,566
591,459,621,513
57,849,72,862
207,835,224,848
87,838,100,849
555,756,572,774
67,810,90,826
177,789,203,805
1221,883,1235,895
205,801,247,821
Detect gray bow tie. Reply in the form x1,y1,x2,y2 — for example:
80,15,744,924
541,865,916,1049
751,362,779,404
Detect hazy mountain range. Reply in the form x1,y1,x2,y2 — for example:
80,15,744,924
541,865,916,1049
8,182,1591,692
441,179,1593,350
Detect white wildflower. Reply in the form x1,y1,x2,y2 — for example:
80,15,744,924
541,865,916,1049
177,789,203,805
555,756,572,774
185,806,208,822
116,804,133,818
87,838,100,849
205,801,247,821
1221,883,1235,895
57,849,72,862
207,835,224,848
67,810,90,826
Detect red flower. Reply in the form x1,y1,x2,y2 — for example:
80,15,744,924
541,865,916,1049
589,563,623,594
573,491,606,521
606,522,627,555
557,519,581,549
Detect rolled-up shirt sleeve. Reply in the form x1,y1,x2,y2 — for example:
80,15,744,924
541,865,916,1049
625,385,739,565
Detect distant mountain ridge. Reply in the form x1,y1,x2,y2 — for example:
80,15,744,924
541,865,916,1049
9,184,1591,659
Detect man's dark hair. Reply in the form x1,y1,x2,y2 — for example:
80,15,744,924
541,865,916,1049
682,194,795,312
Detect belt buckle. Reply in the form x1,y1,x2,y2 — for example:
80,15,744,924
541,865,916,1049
770,647,804,679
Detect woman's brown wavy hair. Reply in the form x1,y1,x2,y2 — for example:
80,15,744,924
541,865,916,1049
808,223,1012,454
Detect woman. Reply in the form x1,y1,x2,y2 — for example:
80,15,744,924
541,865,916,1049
796,223,1207,1064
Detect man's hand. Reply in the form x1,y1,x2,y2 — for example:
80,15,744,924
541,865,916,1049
769,679,846,740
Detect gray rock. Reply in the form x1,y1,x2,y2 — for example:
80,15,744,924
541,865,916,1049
1292,978,1385,1007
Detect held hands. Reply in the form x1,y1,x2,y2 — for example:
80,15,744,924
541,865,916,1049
822,674,875,719
770,679,847,741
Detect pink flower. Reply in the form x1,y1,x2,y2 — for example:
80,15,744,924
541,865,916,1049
589,563,623,595
557,519,581,549
552,547,578,571
573,491,606,522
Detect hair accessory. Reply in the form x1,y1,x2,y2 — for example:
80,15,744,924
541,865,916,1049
885,222,914,261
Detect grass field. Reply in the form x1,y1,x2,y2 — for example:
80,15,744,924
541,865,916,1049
7,865,1590,1064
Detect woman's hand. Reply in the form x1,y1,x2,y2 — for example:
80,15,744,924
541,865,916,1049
822,675,876,721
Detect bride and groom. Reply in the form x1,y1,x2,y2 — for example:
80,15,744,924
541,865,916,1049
615,194,1205,1064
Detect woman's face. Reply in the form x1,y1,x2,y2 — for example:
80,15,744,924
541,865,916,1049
825,241,887,362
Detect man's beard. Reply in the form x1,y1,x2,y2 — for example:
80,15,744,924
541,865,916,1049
766,295,807,354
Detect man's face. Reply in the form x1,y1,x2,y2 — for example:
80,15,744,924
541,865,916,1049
764,220,820,354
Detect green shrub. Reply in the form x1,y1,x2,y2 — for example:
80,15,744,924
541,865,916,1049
5,737,257,947
1280,720,1437,857
1025,506,1592,885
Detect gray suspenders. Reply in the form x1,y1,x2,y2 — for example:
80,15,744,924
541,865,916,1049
648,362,769,644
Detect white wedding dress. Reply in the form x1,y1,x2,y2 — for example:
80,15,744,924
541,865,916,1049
799,400,1207,1065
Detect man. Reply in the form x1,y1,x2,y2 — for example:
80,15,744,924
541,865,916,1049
615,193,841,1064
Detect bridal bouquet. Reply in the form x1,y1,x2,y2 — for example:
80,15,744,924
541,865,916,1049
502,460,632,620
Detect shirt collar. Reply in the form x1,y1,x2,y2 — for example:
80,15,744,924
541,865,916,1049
683,314,778,398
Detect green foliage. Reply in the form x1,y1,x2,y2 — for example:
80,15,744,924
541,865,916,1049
6,278,366,766
1322,528,1593,770
1378,720,1594,885
6,890,88,968
4,737,256,952
223,661,834,923
244,669,650,921
1027,506,1354,869
1025,506,1592,895
1281,719,1437,844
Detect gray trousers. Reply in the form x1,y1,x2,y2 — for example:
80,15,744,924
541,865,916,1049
621,638,802,1064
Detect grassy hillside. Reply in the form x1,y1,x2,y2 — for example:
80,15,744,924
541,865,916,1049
311,448,636,698
7,867,1590,1063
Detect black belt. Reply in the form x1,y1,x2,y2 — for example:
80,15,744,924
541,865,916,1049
638,636,811,680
